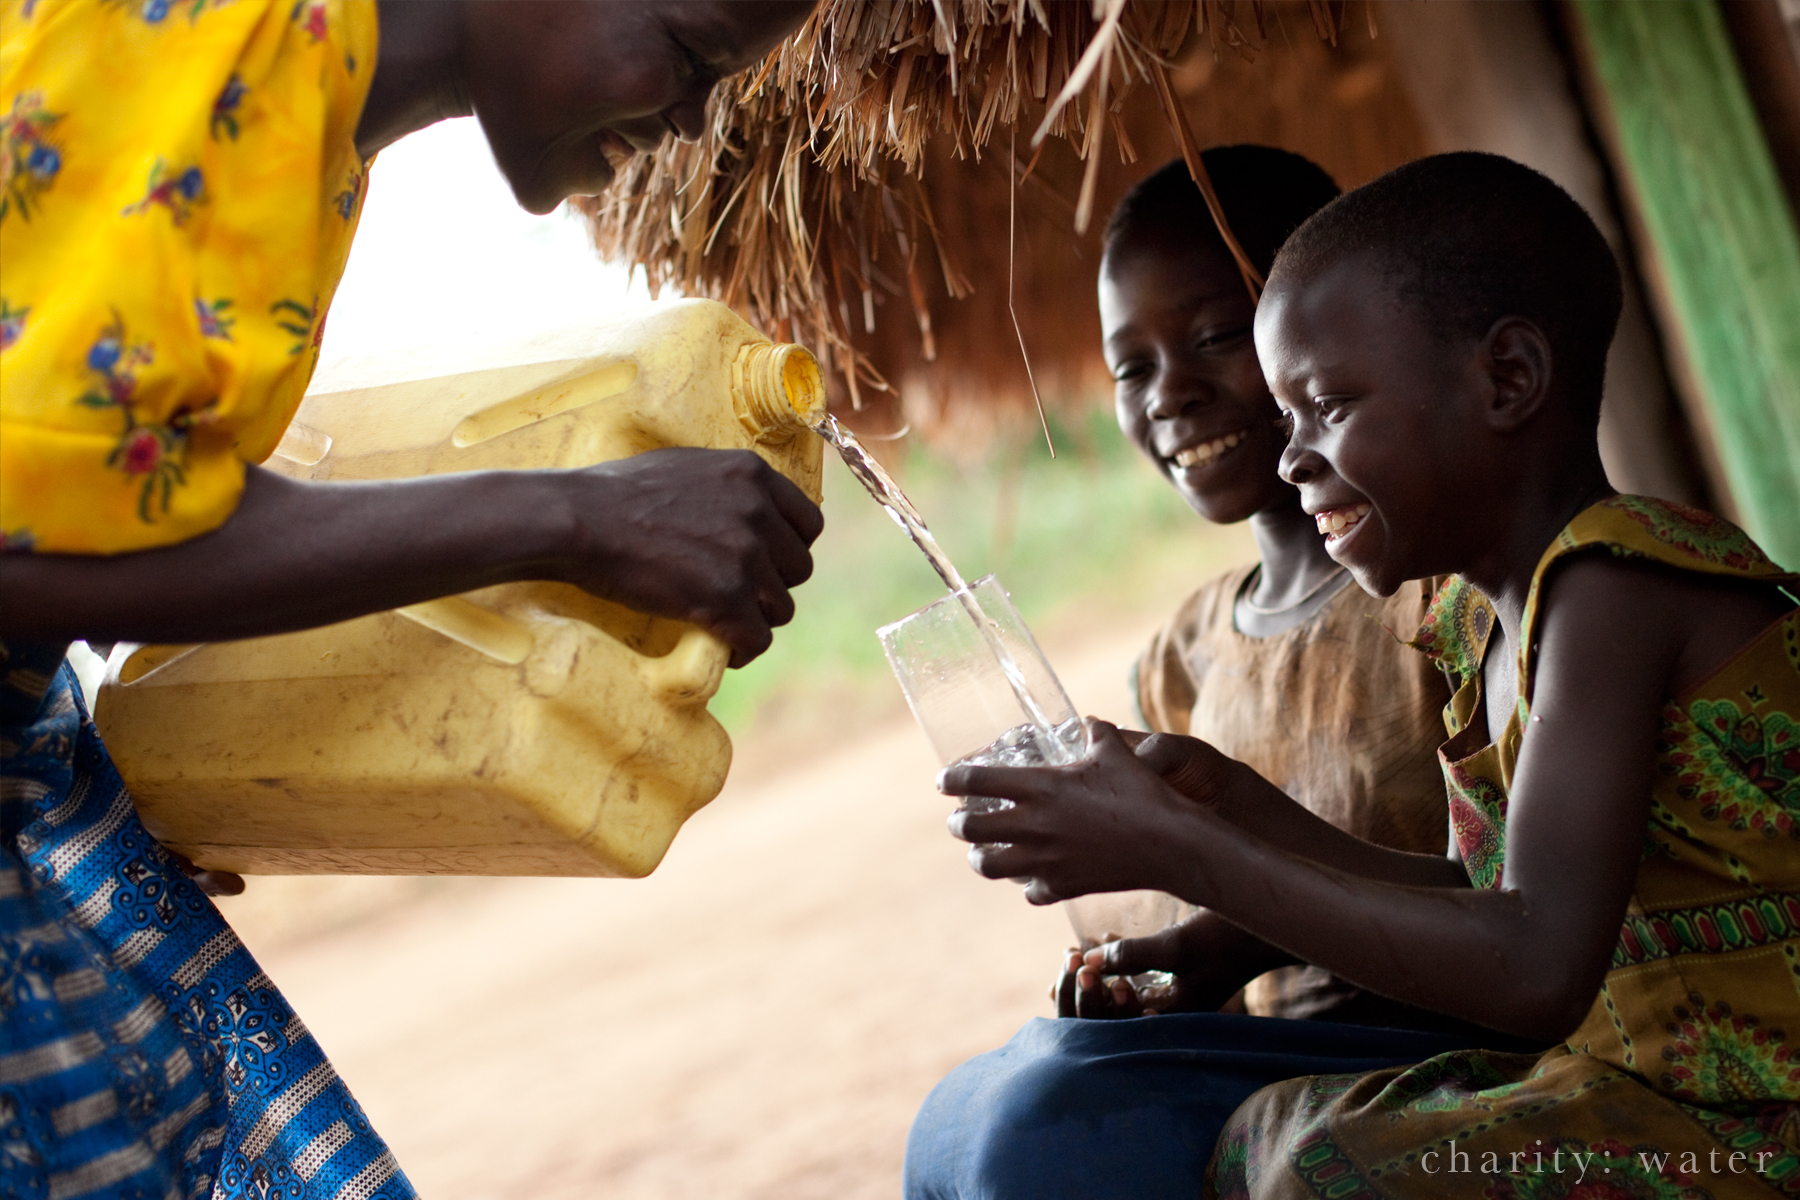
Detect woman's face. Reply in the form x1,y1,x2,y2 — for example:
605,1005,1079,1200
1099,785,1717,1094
461,1,814,214
1100,231,1295,525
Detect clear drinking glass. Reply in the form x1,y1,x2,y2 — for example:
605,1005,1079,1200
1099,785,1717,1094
877,575,1086,805
879,575,1183,984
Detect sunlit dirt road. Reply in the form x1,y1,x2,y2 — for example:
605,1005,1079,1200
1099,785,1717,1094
221,614,1170,1199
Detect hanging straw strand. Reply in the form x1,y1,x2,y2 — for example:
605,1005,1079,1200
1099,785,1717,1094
1150,62,1265,302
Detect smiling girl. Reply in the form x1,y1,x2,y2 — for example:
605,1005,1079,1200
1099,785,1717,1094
903,149,1533,1200
931,152,1800,1199
1092,148,1475,1031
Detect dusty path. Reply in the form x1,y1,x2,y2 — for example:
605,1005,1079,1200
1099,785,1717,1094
222,614,1175,1199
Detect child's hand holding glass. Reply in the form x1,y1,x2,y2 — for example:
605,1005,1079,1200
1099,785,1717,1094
941,719,1235,906
1051,912,1293,1018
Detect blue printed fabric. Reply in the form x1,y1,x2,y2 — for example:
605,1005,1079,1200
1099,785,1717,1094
0,664,414,1200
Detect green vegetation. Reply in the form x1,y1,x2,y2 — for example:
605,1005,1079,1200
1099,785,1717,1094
710,407,1251,736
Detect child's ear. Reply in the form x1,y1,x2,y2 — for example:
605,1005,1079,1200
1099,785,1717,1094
1481,317,1554,433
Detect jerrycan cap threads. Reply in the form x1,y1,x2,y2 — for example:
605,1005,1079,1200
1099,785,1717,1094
734,342,825,443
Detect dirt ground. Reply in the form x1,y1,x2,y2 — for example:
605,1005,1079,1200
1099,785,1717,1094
219,610,1182,1199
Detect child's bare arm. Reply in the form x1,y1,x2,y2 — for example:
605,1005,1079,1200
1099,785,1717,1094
948,724,1632,1040
1131,732,1468,889
945,555,1778,1041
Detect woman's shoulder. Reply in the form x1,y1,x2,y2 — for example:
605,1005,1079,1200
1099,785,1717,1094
0,0,377,555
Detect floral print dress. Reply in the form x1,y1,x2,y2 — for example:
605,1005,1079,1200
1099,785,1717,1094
1211,496,1800,1200
1,3,416,1197
0,0,373,553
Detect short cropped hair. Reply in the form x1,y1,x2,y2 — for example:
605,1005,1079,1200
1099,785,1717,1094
1103,146,1341,280
1274,151,1623,411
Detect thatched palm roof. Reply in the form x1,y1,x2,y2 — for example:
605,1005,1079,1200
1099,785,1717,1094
581,1,1405,444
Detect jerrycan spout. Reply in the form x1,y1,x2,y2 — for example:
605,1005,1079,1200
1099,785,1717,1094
734,342,827,442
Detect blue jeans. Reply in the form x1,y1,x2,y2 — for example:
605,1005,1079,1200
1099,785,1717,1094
903,1012,1503,1200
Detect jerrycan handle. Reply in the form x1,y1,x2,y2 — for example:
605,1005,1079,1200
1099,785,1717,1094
397,597,533,664
638,627,731,706
398,598,726,706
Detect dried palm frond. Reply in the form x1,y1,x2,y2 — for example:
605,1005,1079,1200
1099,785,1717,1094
580,0,1383,439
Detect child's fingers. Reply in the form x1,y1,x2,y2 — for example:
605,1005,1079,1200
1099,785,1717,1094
946,798,1061,849
192,869,246,897
1084,927,1181,978
945,804,1030,845
963,840,1036,881
1084,720,1193,789
1113,728,1154,752
938,762,1057,801
1132,732,1230,802
1077,974,1144,1019
1081,716,1123,749
1054,965,1080,1016
1073,970,1116,1019
1099,937,1156,976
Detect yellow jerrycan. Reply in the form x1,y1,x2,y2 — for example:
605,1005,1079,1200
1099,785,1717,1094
94,298,824,877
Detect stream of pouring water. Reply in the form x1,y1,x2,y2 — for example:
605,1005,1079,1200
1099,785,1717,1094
816,415,1068,757
819,417,1170,958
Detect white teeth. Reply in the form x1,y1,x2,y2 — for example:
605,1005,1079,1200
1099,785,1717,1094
1171,429,1249,470
1314,504,1372,538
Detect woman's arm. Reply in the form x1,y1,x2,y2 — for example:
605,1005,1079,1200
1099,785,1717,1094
1,447,823,667
946,556,1688,1042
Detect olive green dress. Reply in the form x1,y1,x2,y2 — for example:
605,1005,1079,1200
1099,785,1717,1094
1210,496,1800,1199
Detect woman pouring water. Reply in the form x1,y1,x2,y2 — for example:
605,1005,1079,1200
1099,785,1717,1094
0,1,817,1191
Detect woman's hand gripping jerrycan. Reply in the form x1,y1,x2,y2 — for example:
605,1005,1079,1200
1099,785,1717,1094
94,299,824,877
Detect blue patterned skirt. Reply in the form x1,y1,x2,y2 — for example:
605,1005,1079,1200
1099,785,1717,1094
1,663,414,1200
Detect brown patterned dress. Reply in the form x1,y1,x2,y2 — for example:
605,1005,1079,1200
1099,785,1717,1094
1137,566,1465,1028
1211,496,1800,1200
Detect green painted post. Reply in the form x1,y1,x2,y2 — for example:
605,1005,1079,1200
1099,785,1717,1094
1573,0,1800,567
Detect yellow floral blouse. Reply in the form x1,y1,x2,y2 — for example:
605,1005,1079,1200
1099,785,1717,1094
0,0,376,554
